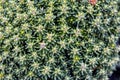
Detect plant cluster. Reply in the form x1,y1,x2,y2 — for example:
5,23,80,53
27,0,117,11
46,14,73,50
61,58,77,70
0,0,119,80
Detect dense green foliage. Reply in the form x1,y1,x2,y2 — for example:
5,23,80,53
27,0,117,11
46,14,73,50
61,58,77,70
0,0,120,80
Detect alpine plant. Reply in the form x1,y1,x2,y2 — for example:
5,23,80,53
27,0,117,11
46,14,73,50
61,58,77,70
0,0,119,80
